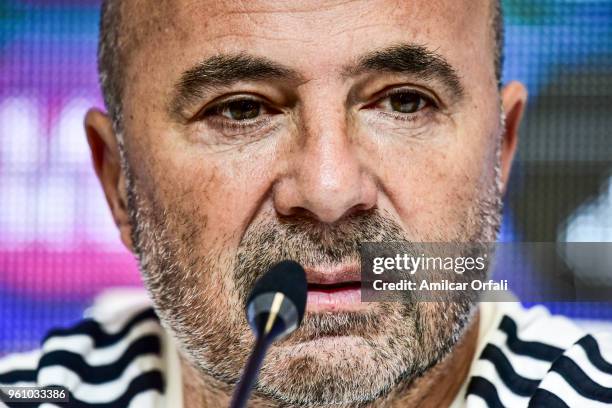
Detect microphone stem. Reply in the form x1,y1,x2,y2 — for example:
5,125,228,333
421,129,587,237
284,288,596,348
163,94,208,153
229,334,271,408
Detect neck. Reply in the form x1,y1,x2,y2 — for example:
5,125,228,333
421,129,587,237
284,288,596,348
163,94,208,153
181,312,480,408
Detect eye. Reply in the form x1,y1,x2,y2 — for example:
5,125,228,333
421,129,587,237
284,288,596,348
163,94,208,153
193,95,281,140
373,89,435,115
389,92,427,113
219,99,262,120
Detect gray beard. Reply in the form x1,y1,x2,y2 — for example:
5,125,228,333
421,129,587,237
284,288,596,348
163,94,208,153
121,131,503,407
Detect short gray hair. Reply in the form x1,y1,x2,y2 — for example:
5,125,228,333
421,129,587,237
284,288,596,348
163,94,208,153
98,0,126,136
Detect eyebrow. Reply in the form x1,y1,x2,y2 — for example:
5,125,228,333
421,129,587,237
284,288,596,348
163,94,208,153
169,54,300,119
170,44,464,119
344,44,465,99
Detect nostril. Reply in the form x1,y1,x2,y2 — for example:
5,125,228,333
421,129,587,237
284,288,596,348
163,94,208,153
278,206,316,219
346,202,377,218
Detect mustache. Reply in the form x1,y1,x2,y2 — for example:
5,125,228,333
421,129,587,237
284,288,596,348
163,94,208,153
233,209,406,306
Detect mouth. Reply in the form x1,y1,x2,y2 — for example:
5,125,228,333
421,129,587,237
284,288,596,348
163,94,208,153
304,264,365,312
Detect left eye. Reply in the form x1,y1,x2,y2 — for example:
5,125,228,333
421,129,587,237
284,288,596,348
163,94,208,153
378,91,431,114
219,99,262,120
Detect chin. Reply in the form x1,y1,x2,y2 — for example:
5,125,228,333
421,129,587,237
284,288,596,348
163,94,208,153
255,334,411,406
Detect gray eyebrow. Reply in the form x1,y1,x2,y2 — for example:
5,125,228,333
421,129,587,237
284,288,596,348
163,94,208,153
169,53,299,119
344,43,465,99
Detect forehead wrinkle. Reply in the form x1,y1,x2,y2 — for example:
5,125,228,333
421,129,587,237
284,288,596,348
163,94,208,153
129,0,389,46
119,0,492,61
206,0,368,16
122,0,488,62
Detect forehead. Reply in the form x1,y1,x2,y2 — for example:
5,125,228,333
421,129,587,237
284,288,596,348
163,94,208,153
130,0,488,30
122,0,494,108
128,0,490,53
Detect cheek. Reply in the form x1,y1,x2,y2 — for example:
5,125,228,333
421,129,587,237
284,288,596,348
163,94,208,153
132,132,279,257
380,138,494,239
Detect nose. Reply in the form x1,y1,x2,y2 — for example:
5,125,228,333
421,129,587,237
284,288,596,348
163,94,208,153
273,101,377,224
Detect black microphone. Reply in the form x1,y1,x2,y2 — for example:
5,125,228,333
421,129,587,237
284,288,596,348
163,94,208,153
229,260,307,408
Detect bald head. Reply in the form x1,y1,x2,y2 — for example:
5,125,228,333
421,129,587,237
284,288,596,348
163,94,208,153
97,0,504,133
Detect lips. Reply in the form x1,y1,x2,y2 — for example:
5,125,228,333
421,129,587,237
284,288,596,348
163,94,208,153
303,264,365,312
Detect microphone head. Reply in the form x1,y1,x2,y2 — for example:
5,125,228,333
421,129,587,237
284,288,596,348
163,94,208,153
246,260,307,339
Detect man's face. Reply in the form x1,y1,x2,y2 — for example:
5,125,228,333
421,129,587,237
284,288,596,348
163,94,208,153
106,0,511,405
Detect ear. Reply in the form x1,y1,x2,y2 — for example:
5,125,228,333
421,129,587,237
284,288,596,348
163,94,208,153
84,109,134,252
499,81,527,193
